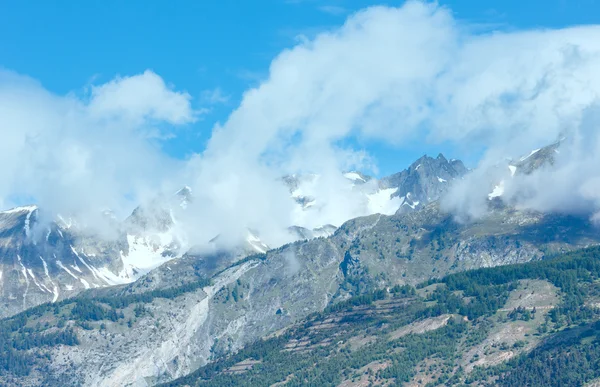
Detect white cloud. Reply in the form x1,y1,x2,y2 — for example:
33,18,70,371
318,5,347,16
0,69,194,232
88,70,196,125
4,1,600,249
201,87,230,105
198,1,600,229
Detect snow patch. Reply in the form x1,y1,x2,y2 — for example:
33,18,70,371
17,255,30,304
246,231,269,253
79,278,90,289
40,256,59,302
403,200,421,209
56,260,79,279
367,188,403,215
24,209,34,238
520,148,541,161
40,256,50,277
437,176,447,183
508,165,517,177
73,250,99,280
119,233,179,281
343,172,365,182
52,286,59,302
96,267,131,286
0,205,37,215
56,214,73,229
70,262,82,273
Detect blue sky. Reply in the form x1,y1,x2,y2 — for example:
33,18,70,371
0,0,598,176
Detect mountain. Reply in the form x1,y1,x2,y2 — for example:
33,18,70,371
163,246,600,387
511,140,561,176
284,153,468,223
1,144,596,386
1,198,598,386
488,141,562,200
0,188,190,319
0,206,130,319
380,153,468,213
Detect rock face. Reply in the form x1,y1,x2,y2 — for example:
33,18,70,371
511,141,560,176
0,206,129,318
284,153,469,224
0,192,187,319
5,200,600,386
380,153,468,213
2,143,597,386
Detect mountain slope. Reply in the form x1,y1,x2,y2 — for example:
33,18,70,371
284,153,468,225
380,154,468,213
0,206,132,318
0,152,468,320
160,246,600,387
0,200,599,386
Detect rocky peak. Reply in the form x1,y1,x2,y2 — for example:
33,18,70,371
379,153,468,213
174,186,193,209
511,140,561,176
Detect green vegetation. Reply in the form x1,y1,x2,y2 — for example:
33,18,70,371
0,274,212,378
3,246,600,385
163,246,600,387
0,313,78,376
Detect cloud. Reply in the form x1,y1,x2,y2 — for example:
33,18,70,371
88,70,197,125
201,87,230,105
4,1,600,249
0,69,195,234
197,1,600,231
318,5,347,16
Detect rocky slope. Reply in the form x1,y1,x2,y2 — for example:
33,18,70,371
0,206,129,318
0,189,190,319
0,153,466,319
380,154,468,212
1,198,599,386
163,246,600,387
284,153,468,221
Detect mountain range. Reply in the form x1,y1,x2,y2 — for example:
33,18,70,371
1,141,599,386
0,153,467,319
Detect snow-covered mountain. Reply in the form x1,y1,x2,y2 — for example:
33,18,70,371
487,141,561,200
380,153,469,213
0,153,469,317
283,153,469,226
0,186,199,317
0,206,126,317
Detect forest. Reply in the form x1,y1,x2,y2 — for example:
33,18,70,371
163,246,600,387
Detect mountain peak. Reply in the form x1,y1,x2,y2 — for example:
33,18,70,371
0,205,38,215
379,154,468,213
174,186,193,209
174,186,192,199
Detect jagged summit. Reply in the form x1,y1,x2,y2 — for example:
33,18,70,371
0,153,471,319
342,171,372,183
510,140,561,176
488,141,564,201
0,205,38,214
380,153,468,213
